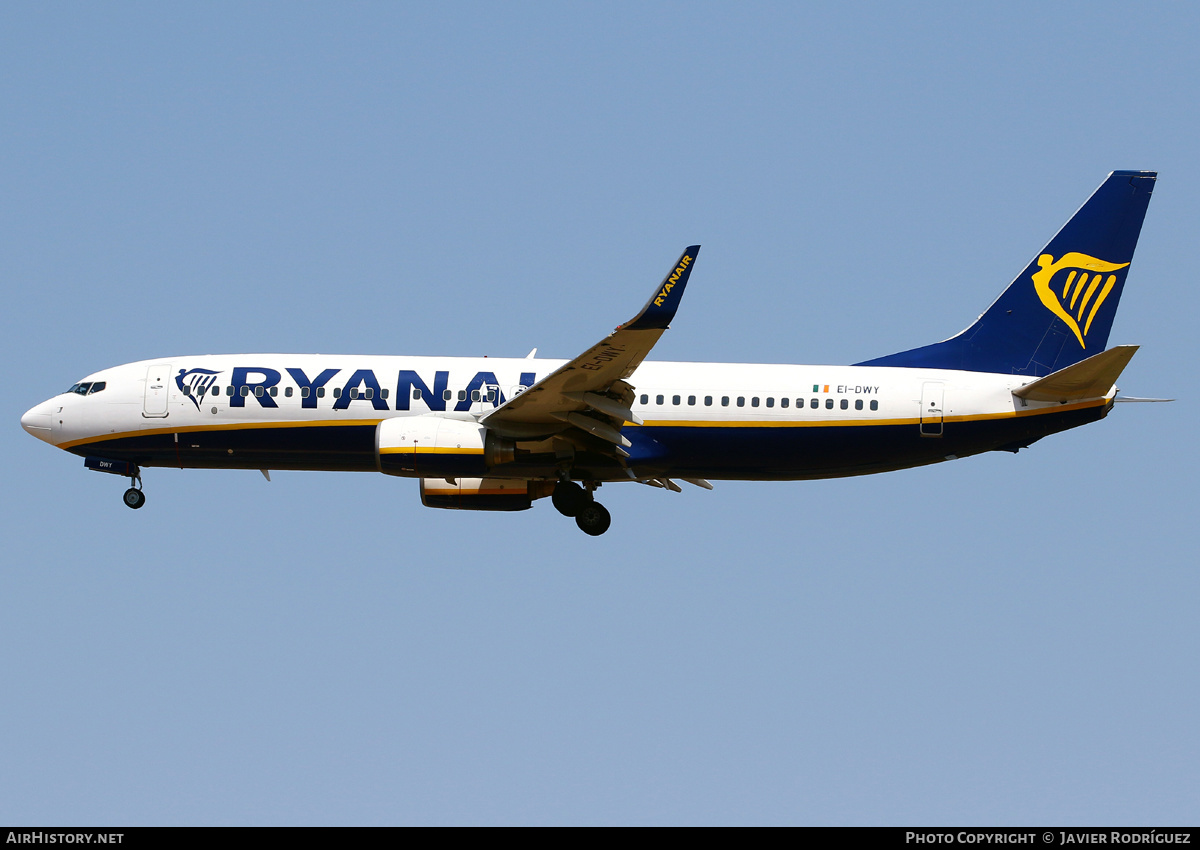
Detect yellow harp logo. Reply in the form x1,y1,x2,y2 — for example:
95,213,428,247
1031,253,1129,348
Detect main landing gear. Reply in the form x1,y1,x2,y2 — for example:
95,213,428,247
552,480,611,536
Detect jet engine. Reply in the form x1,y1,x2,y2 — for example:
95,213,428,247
376,415,517,478
420,477,554,511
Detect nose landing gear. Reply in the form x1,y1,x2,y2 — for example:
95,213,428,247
83,458,146,509
123,469,145,510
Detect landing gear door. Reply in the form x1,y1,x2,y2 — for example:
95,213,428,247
143,363,172,418
920,381,944,437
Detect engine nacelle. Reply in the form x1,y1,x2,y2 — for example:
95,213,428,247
376,415,517,478
420,477,554,511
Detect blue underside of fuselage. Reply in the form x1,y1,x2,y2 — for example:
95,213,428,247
66,404,1107,482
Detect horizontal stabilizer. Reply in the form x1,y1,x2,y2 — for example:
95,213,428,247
1012,345,1138,403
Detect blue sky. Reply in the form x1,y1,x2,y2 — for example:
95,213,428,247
2,2,1197,825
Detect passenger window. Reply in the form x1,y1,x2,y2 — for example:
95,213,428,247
687,395,696,406
471,390,480,402
240,386,250,397
487,388,497,402
269,387,278,397
721,396,730,407
640,394,648,405
226,386,234,397
381,389,389,400
458,390,467,401
751,397,760,407
285,387,293,398
300,387,310,398
255,386,264,397
704,396,713,406
334,388,342,399
870,400,879,411
855,399,863,410
365,388,374,400
737,397,745,407
825,398,834,409
349,388,359,399
766,397,774,408
810,398,818,409
840,398,848,410
412,389,420,400
672,395,680,405
443,389,452,401
780,397,789,408
656,394,664,405
316,387,325,398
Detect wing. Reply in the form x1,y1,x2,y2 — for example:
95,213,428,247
480,246,700,457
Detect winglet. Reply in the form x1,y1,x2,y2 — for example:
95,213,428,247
621,246,701,331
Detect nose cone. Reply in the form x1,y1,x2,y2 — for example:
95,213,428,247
21,401,55,444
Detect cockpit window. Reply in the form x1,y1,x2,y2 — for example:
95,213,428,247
64,381,107,396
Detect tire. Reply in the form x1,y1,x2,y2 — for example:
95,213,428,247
123,488,145,509
552,481,590,517
575,501,611,536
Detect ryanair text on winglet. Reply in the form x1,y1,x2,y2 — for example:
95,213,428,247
653,255,693,307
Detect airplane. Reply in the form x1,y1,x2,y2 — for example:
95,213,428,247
21,171,1163,536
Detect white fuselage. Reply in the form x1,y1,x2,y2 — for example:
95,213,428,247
22,354,1111,482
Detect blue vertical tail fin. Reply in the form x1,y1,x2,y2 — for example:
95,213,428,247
857,171,1156,376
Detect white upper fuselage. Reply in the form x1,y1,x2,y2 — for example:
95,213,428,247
22,353,1097,456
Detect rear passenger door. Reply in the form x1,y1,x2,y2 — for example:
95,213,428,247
920,381,944,437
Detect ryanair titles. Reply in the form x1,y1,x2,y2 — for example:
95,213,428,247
653,254,693,307
193,367,538,413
